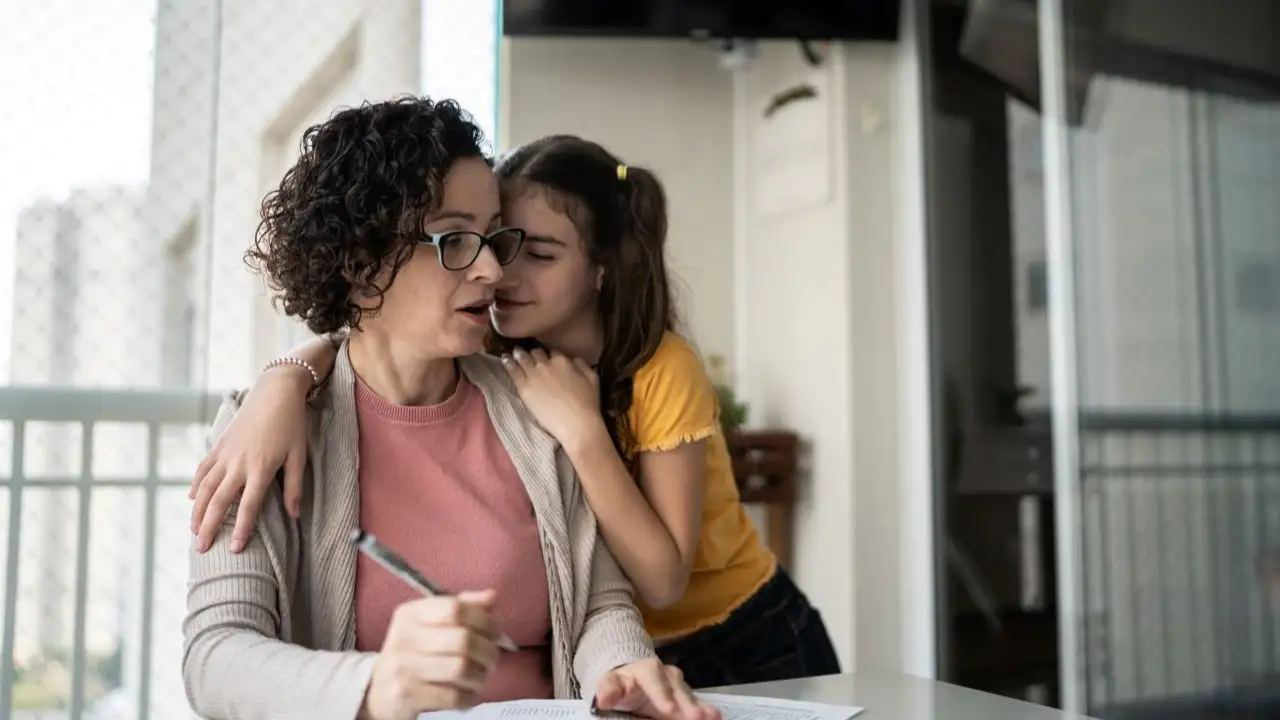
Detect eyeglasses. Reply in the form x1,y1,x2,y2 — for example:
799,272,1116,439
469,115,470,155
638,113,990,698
418,227,526,270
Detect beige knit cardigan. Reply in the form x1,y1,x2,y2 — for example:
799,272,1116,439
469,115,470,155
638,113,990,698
182,343,654,720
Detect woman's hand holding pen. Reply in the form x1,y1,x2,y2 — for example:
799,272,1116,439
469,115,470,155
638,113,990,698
361,590,501,720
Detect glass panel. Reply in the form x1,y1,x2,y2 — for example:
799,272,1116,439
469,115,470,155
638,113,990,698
0,422,12,479
148,487,197,720
3,2,503,716
1,0,205,713
11,488,79,714
1040,0,1280,715
83,488,146,718
421,0,499,149
21,423,84,482
0,488,8,678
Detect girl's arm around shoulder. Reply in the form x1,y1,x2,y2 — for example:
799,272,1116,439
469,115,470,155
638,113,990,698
184,394,376,720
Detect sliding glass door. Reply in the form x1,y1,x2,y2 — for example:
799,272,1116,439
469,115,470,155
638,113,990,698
1038,0,1280,715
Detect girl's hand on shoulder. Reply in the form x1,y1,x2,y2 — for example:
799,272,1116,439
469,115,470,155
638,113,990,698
189,366,312,553
502,347,605,449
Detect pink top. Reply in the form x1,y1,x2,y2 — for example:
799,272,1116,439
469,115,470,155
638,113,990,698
352,372,553,702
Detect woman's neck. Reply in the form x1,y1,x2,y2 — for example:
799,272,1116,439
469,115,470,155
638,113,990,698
348,331,458,406
535,313,604,364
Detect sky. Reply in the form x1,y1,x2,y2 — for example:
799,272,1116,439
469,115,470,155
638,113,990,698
0,0,157,383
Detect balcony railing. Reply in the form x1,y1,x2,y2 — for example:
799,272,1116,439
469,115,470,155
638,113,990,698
0,386,220,720
952,408,1280,711
4,386,1279,718
1076,411,1280,714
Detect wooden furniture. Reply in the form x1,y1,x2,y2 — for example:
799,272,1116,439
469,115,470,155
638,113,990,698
726,430,799,569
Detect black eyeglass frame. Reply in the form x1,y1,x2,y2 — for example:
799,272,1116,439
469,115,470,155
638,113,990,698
414,227,526,270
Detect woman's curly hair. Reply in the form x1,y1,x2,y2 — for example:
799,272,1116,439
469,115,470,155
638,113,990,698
246,96,488,334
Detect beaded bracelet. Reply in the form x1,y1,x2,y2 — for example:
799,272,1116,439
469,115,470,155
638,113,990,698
261,356,322,402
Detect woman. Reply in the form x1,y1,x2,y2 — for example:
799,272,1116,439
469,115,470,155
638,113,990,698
183,98,713,720
190,134,841,689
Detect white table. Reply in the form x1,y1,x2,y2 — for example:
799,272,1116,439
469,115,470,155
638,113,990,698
713,672,1098,719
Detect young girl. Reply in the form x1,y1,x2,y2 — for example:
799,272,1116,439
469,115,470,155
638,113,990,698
189,134,840,688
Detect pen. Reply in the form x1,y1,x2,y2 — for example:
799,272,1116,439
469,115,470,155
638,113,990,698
349,528,519,652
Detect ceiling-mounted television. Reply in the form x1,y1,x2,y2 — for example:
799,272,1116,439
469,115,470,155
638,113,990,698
503,0,901,41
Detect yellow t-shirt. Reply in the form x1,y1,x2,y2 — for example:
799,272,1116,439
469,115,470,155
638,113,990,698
627,332,777,640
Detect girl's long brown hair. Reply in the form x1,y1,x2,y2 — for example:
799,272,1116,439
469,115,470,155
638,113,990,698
491,135,674,469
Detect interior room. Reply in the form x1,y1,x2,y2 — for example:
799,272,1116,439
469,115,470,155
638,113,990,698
1,0,1277,718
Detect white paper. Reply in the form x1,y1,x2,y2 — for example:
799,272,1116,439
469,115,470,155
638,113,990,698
421,693,863,720
697,693,863,720
420,699,581,720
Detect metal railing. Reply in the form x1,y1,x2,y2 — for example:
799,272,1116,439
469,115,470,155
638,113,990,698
1078,411,1280,713
0,386,220,720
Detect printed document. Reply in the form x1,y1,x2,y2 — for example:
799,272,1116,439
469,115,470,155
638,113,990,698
421,693,864,720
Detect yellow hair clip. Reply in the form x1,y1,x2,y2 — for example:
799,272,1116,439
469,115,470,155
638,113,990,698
616,164,628,181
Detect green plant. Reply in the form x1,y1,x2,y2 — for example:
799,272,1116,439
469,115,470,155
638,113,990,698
11,646,123,710
716,383,749,434
707,354,749,434
13,682,62,710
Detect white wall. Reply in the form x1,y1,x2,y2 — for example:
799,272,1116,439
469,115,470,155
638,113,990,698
501,21,936,676
737,37,933,674
736,42,857,671
499,38,737,366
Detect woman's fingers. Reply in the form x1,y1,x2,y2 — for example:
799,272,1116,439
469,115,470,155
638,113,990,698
189,463,225,536
195,469,246,552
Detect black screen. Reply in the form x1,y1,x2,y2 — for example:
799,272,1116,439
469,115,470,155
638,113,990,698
503,0,900,41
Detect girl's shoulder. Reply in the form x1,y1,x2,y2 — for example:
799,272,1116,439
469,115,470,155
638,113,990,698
630,332,719,450
635,331,707,385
